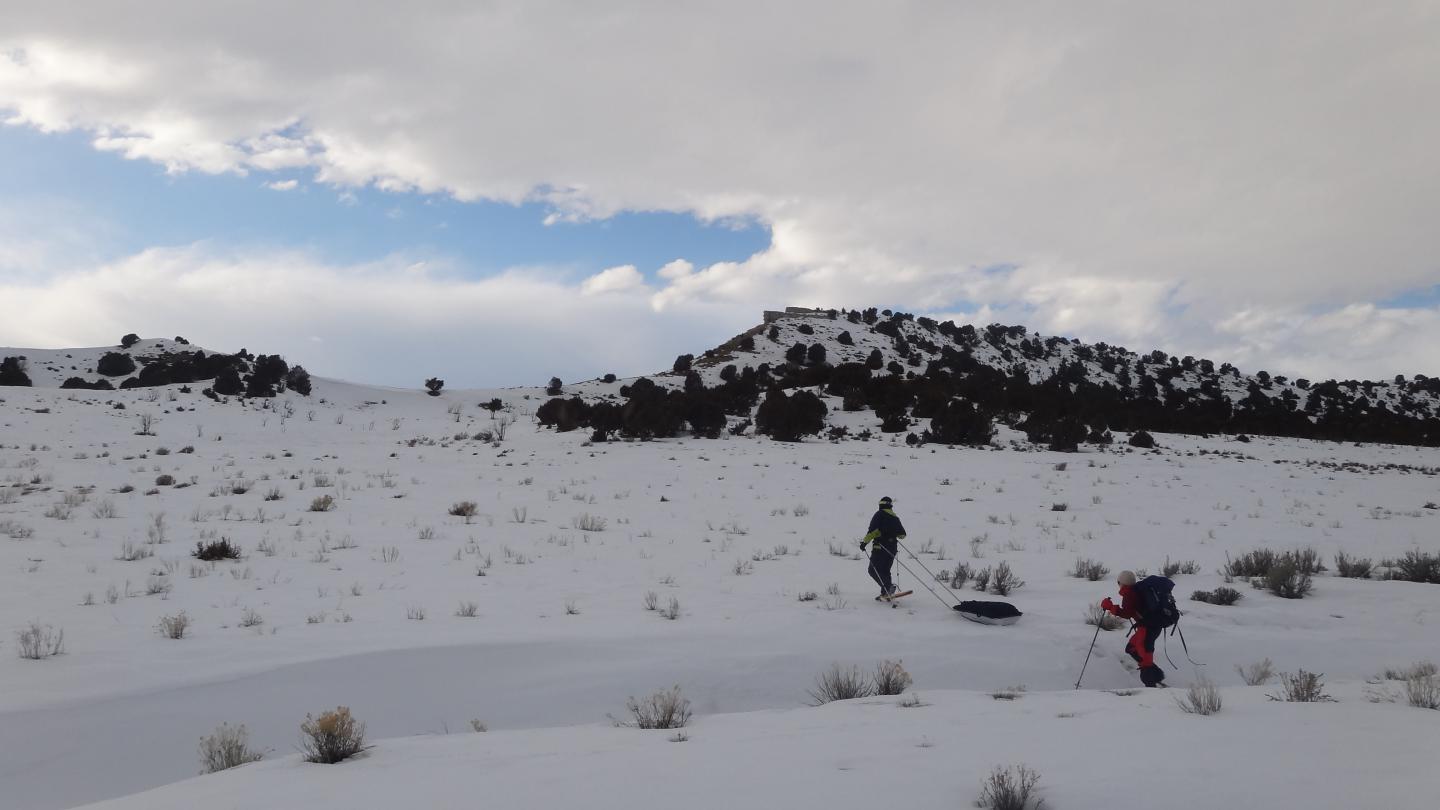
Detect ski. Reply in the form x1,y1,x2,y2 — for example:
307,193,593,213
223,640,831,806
876,590,912,602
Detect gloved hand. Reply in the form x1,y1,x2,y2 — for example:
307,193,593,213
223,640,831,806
1101,597,1115,613
859,539,870,551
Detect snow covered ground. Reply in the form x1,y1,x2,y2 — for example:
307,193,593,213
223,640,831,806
2,358,1438,809
69,686,1440,810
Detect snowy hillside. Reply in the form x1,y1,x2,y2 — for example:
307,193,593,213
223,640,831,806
699,308,1440,418
520,308,1440,449
2,338,198,389
2,333,1439,810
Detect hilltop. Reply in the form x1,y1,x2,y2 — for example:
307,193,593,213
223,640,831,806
537,307,1440,447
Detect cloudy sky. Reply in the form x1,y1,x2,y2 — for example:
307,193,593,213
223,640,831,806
2,1,1437,387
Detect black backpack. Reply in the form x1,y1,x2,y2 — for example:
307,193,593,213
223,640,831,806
1133,575,1180,629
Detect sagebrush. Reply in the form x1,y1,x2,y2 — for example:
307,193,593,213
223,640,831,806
873,659,913,695
978,764,1042,810
199,723,263,773
622,685,692,729
808,663,876,705
1176,677,1222,715
299,706,367,763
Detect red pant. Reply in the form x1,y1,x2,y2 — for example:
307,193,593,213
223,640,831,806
1126,625,1155,667
1126,625,1165,686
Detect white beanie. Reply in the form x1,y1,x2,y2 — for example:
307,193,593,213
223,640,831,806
1117,570,1137,586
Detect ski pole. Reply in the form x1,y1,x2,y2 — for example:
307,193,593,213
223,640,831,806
1075,622,1103,689
895,539,964,604
873,544,953,610
893,554,955,610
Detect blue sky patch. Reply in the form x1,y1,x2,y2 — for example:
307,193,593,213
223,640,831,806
1380,285,1440,309
0,126,771,280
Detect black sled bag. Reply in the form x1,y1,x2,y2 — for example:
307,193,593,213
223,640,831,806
954,600,1023,626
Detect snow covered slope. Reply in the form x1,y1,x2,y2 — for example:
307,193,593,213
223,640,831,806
696,309,1440,417
2,334,1439,809
72,686,1440,810
3,338,198,388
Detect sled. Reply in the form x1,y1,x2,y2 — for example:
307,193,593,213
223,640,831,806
953,600,1022,626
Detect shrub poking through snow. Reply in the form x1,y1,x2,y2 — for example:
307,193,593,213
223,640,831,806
573,513,607,532
1402,666,1440,710
873,659,913,695
621,686,692,729
199,723,263,773
449,501,478,521
300,706,367,763
659,597,682,620
1223,548,1278,578
1176,677,1223,715
1382,661,1437,681
1191,587,1242,606
309,495,336,512
971,566,992,592
1265,564,1313,599
1236,658,1276,686
16,622,65,659
1285,547,1327,576
1387,550,1440,583
990,561,1024,595
1070,557,1110,581
1270,670,1334,702
978,764,1043,810
808,663,877,705
157,612,191,639
193,538,242,561
1085,602,1126,630
1333,551,1373,579
1162,558,1201,577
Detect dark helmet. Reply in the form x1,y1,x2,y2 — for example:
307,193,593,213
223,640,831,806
878,496,893,508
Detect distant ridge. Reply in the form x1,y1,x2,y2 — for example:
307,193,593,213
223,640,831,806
6,312,1438,447
539,307,1440,447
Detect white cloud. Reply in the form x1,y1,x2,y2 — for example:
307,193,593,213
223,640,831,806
0,245,750,387
265,179,298,191
0,240,1434,385
657,259,693,281
1,3,1438,377
580,264,645,296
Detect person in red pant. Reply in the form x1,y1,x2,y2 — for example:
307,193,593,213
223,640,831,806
1102,570,1167,688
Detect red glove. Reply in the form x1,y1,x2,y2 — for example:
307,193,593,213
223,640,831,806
1101,597,1116,613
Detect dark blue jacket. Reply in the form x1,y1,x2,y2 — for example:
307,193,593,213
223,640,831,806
863,509,907,545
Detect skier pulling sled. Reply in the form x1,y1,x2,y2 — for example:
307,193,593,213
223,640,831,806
858,498,1022,623
859,496,911,602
